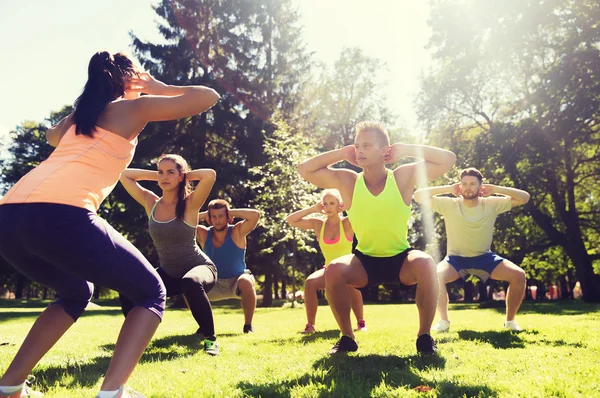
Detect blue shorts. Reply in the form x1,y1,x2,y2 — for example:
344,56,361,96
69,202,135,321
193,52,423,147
445,252,505,282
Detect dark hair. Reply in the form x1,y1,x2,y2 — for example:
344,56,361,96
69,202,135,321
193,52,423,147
73,51,139,137
460,167,483,184
158,154,192,220
207,199,231,222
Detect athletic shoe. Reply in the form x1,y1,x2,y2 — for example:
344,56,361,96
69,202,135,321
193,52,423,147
504,320,523,332
0,376,43,398
431,319,450,332
328,335,358,355
300,323,316,334
243,324,254,334
204,339,220,356
416,334,438,355
356,319,367,332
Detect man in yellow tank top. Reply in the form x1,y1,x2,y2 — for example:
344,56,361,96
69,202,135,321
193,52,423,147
298,121,456,355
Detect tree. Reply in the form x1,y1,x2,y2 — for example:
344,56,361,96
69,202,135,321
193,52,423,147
297,47,399,149
245,117,320,306
419,0,600,301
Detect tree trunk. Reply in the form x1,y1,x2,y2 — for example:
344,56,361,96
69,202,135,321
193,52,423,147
463,280,474,303
15,274,25,299
261,273,273,307
281,279,287,301
478,281,490,302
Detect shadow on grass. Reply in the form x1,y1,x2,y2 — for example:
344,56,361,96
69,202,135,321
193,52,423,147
237,353,497,398
300,330,340,342
32,333,205,389
458,330,525,349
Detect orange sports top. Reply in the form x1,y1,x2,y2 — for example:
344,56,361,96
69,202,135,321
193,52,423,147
0,125,137,213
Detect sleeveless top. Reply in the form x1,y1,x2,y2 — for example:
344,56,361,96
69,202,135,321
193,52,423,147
203,225,247,279
148,199,213,278
318,218,353,265
0,124,137,213
347,169,410,257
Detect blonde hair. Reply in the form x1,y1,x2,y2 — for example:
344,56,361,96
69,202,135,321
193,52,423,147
355,121,390,147
321,189,342,204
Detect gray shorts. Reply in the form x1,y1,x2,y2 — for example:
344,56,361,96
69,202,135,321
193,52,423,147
207,270,255,302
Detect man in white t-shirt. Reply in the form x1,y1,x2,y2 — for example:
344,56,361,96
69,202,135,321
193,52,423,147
414,168,530,332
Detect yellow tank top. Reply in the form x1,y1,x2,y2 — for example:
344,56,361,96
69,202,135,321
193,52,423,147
347,170,410,257
0,125,137,212
318,218,353,265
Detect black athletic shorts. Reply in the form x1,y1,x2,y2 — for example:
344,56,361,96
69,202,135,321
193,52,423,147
354,248,414,287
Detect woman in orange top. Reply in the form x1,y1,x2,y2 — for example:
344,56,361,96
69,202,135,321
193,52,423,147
0,51,219,398
286,189,366,334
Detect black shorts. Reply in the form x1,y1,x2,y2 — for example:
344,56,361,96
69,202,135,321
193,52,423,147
354,248,414,287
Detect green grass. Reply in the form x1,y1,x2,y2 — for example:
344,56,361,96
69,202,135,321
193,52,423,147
1,300,600,397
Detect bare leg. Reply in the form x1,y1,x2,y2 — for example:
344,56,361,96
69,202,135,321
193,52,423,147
324,255,368,338
436,261,460,322
238,275,257,325
100,307,160,391
399,251,438,336
490,260,526,321
0,304,74,386
349,287,364,322
304,269,325,325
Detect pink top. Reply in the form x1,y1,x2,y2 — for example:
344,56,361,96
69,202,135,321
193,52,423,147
0,125,137,212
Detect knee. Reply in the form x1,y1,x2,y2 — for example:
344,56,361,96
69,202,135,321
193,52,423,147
305,277,320,291
324,262,345,285
182,276,205,292
238,276,255,294
57,281,94,321
511,268,527,286
415,256,436,274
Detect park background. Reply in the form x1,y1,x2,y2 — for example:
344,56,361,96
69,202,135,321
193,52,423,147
1,1,600,397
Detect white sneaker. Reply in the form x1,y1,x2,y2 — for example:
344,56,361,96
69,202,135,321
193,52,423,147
431,319,450,332
503,320,523,332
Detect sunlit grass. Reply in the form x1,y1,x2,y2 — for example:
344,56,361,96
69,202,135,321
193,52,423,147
1,300,599,397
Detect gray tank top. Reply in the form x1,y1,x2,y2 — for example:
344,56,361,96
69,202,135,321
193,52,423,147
148,199,214,278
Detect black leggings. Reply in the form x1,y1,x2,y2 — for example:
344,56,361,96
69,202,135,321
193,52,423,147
120,265,217,337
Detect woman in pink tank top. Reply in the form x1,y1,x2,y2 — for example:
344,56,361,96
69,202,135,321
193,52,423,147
0,51,219,398
286,189,367,335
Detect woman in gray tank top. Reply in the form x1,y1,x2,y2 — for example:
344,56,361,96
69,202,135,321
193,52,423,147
119,154,221,355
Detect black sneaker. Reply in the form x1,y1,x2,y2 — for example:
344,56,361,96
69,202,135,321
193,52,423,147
328,335,358,355
243,324,254,334
416,333,438,355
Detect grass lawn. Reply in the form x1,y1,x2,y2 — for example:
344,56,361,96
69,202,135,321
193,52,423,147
1,299,599,397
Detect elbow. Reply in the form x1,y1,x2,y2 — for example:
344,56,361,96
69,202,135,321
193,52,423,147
522,191,531,204
204,169,217,182
207,88,220,105
298,161,309,180
446,151,457,169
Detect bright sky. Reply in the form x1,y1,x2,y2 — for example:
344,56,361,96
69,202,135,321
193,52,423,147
0,0,432,138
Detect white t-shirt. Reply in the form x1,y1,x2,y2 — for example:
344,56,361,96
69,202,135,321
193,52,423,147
432,196,512,257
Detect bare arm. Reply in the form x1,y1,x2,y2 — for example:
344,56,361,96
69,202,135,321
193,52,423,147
119,169,160,215
298,145,357,189
186,169,217,211
46,113,74,147
230,209,261,237
198,211,209,223
390,143,456,182
196,225,209,248
285,203,323,231
128,73,220,123
482,184,530,207
413,183,460,208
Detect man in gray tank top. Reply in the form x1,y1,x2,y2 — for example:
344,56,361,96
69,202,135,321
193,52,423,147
197,199,260,334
